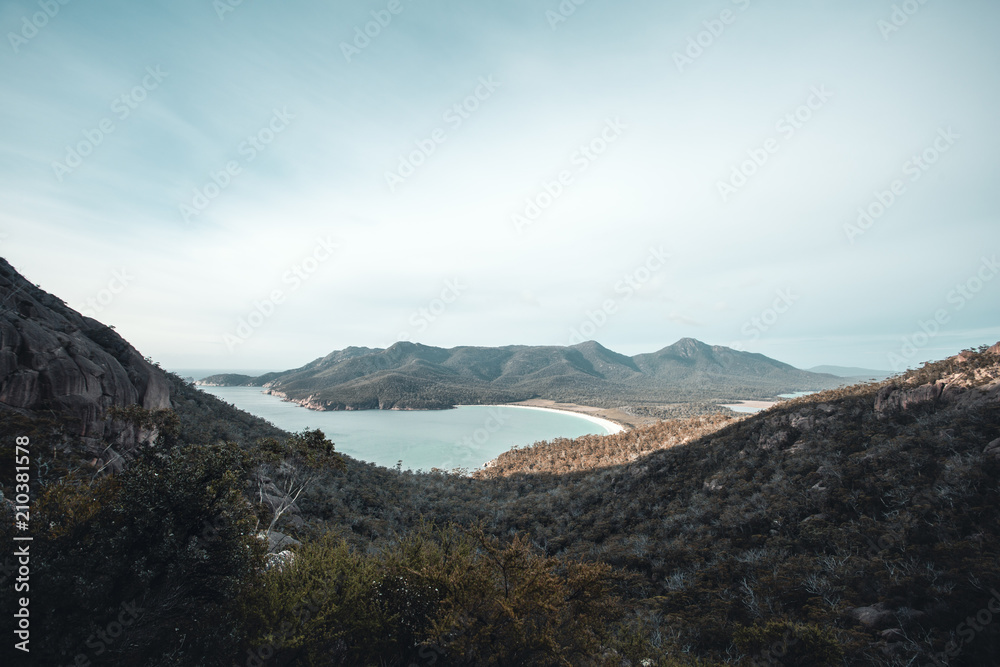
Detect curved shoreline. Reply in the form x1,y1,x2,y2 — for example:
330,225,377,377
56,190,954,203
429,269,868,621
200,387,624,472
211,384,629,432
457,403,625,435
218,385,628,433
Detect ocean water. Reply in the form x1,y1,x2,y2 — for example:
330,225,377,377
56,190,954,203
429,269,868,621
199,386,611,472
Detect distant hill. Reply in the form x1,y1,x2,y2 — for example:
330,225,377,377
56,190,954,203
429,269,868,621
200,338,848,410
808,364,894,380
195,372,283,387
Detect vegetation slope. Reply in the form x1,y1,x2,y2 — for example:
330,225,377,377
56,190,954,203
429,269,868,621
1,262,998,665
200,339,847,411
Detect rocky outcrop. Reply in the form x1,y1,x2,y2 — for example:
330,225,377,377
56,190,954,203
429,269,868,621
0,258,170,446
873,349,1000,418
874,381,945,414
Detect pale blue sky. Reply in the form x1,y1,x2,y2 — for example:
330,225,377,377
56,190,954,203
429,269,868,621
2,0,998,372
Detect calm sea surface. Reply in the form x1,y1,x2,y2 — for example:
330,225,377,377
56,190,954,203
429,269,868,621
197,386,611,472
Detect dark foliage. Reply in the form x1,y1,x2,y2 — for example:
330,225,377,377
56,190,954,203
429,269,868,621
2,345,998,665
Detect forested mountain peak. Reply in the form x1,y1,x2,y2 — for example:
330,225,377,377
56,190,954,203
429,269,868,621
201,339,846,411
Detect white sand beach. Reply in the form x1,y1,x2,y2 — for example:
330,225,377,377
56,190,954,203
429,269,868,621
476,404,625,435
721,400,778,414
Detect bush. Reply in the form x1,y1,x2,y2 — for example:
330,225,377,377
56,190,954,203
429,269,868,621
29,441,264,665
240,524,624,666
733,620,844,666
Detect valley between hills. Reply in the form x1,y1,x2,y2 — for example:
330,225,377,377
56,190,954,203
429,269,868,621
2,256,999,666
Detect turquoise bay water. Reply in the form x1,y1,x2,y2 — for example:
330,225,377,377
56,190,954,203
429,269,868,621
199,386,610,472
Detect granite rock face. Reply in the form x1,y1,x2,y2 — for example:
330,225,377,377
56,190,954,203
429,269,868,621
0,257,170,444
874,381,944,414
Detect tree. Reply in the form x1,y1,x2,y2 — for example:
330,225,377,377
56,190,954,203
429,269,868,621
253,429,345,538
30,441,264,665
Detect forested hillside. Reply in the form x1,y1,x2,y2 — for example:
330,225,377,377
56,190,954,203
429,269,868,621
200,338,847,411
290,345,1000,665
2,261,998,665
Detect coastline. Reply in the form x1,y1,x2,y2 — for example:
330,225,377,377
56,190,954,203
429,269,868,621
261,388,628,433
720,400,778,414
201,387,625,472
722,392,818,414
208,384,628,431
458,403,626,435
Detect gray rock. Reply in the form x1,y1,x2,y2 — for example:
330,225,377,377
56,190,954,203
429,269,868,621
262,493,300,515
265,531,302,553
0,259,170,451
875,382,945,415
985,438,1000,459
880,628,906,643
849,606,896,630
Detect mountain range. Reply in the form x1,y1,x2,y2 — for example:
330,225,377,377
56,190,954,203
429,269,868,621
199,339,856,411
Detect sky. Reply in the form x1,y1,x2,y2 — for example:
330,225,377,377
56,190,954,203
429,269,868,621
1,0,998,373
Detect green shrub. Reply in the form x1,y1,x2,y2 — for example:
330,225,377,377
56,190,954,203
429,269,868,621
240,524,623,666
733,620,843,666
30,441,264,665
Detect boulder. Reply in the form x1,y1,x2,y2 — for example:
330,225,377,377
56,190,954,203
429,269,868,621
264,531,302,553
261,493,300,515
875,382,945,415
985,438,1000,458
849,606,896,630
880,628,906,643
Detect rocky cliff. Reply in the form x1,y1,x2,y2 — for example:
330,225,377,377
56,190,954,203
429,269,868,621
0,257,170,447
